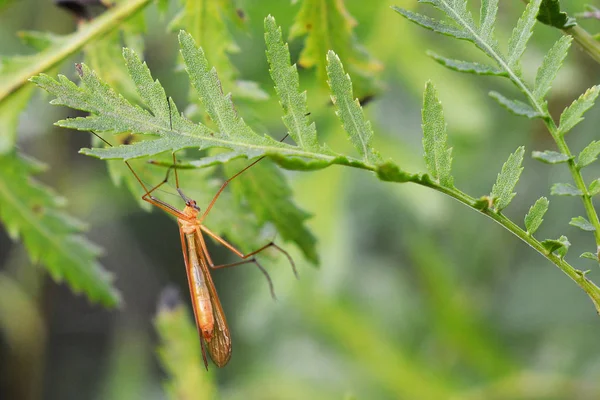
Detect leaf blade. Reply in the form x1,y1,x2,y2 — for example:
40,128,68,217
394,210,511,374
524,196,549,235
507,0,542,70
570,216,596,232
531,150,571,164
326,51,381,165
577,141,600,169
551,182,583,196
490,146,525,211
489,91,542,119
422,81,454,188
533,36,572,102
558,86,600,136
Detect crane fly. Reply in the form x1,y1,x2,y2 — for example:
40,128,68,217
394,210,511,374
90,123,296,369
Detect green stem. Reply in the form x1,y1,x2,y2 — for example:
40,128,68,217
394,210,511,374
563,25,600,65
421,181,600,314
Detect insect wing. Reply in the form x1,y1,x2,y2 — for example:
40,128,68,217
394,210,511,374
195,231,232,367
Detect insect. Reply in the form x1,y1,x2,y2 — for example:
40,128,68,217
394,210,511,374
90,122,296,369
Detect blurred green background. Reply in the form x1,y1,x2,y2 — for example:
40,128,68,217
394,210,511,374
1,0,600,399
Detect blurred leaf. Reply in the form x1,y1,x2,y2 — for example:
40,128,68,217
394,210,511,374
551,182,582,196
558,85,600,136
155,287,215,399
264,16,320,151
533,36,572,103
225,160,318,264
427,52,507,76
168,0,265,100
581,252,599,262
0,0,151,154
577,140,600,169
290,0,382,98
541,235,570,257
489,91,542,118
508,0,542,71
524,196,549,234
327,51,381,165
569,216,596,231
589,179,600,196
490,147,525,211
532,150,571,164
537,0,577,29
422,81,453,188
0,151,119,306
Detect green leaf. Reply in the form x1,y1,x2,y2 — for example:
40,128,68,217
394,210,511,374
326,51,381,165
558,86,600,136
570,216,596,231
392,8,470,40
524,196,549,235
0,151,119,306
264,16,320,151
422,81,454,188
225,160,318,264
533,36,572,102
537,0,577,29
577,141,600,169
541,235,570,257
31,30,381,173
479,0,499,41
155,288,215,398
490,146,525,211
507,0,542,71
551,182,583,196
580,252,599,262
489,91,542,119
532,150,571,164
589,179,600,196
290,0,381,98
427,52,507,76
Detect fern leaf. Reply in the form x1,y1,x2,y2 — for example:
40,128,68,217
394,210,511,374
507,0,542,71
489,92,542,119
537,0,577,29
558,86,600,136
490,146,525,211
577,141,600,169
422,81,454,188
0,152,119,306
428,52,506,76
479,0,499,41
533,36,572,103
264,16,320,151
290,0,381,98
551,182,582,196
392,8,469,40
532,150,571,164
326,51,381,165
524,196,549,235
155,287,215,398
225,160,318,264
570,216,596,232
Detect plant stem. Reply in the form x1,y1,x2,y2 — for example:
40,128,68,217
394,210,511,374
422,181,600,314
564,25,600,65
